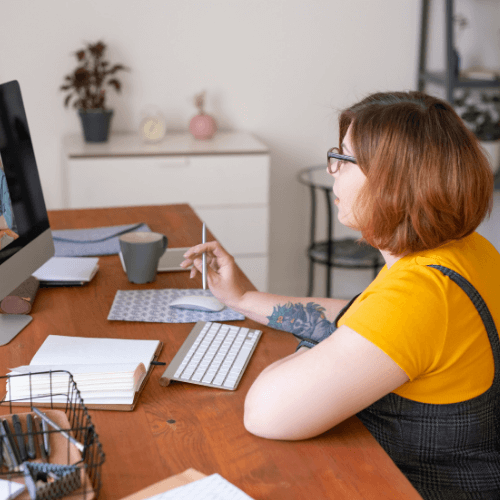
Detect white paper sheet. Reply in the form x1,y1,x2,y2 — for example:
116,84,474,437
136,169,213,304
144,474,253,500
30,336,159,368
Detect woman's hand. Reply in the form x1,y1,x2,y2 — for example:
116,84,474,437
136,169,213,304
181,241,351,337
181,241,256,309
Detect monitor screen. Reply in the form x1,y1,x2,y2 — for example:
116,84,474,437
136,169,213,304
0,80,54,344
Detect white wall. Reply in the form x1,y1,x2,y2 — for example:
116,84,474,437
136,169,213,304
1,0,498,297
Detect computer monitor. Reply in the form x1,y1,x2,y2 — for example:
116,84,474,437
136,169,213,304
0,80,55,345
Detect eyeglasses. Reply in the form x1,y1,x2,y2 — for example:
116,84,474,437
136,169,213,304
327,147,357,174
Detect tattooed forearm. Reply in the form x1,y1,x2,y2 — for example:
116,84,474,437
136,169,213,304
266,302,336,341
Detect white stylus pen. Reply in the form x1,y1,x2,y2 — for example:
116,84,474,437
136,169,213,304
202,222,207,290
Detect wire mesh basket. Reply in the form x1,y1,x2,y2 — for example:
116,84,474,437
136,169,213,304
0,370,105,500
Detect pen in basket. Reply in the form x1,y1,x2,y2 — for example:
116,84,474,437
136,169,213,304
35,417,48,462
1,419,21,471
33,407,85,453
12,414,28,462
26,413,36,459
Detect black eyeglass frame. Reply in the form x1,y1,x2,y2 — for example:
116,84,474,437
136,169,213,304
327,147,357,165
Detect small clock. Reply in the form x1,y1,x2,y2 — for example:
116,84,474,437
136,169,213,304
139,110,166,143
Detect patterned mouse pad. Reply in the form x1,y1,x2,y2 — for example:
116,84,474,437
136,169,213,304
107,289,245,323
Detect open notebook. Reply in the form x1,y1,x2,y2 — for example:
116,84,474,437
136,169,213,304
6,335,162,411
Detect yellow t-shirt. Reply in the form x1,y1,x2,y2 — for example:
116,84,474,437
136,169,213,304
337,232,500,404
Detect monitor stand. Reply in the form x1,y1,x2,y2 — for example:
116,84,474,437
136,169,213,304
0,314,32,346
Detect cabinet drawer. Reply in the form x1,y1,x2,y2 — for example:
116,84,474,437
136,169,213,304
67,154,269,208
194,206,268,255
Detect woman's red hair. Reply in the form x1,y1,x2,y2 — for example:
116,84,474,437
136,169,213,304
339,91,494,255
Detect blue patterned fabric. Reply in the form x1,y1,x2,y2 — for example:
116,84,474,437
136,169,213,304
354,266,500,499
52,223,150,256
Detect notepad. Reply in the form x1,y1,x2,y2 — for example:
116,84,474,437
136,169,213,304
122,470,254,500
33,257,99,285
144,474,254,500
6,335,162,410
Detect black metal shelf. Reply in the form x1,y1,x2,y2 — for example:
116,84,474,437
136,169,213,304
417,0,500,101
420,71,500,90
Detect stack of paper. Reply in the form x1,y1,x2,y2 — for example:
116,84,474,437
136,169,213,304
6,335,161,406
33,257,99,285
8,363,146,405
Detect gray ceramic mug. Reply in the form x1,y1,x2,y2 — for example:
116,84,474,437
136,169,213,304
119,232,168,284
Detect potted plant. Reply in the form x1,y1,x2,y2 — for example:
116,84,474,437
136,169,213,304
454,90,500,184
60,41,128,142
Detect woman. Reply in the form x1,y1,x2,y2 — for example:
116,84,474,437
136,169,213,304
181,91,500,499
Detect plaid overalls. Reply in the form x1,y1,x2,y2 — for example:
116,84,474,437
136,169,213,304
353,266,500,499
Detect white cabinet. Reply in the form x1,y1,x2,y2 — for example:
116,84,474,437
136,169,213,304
63,131,270,291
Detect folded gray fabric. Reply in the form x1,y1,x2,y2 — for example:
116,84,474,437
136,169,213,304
52,223,151,257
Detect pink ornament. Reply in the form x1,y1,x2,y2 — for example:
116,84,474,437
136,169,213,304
189,114,217,140
189,91,217,140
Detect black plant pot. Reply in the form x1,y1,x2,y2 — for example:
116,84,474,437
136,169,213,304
78,109,113,143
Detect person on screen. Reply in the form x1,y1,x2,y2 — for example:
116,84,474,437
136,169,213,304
0,167,14,230
181,91,500,499
0,166,18,248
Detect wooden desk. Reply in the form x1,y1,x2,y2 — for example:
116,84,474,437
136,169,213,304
0,204,422,500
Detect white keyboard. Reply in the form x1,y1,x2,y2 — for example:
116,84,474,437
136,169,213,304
159,321,262,390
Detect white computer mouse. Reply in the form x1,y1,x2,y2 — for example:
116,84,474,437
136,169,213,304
169,295,226,312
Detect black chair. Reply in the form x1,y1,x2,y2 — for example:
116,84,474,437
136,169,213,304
297,165,384,297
